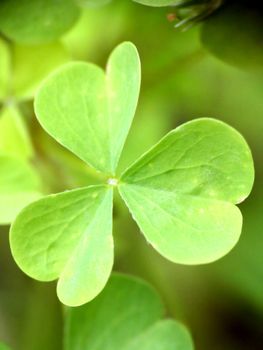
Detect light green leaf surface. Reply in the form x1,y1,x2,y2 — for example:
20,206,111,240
120,118,254,264
121,119,254,202
0,38,10,100
12,42,70,100
76,0,111,7
133,0,177,6
34,42,140,174
119,184,242,264
8,41,255,308
0,0,80,44
65,274,194,350
10,185,113,306
0,106,33,160
0,156,41,224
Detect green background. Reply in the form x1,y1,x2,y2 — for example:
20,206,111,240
0,1,263,349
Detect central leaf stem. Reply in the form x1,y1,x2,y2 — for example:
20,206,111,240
107,178,118,187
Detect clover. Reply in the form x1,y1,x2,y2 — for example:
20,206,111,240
10,42,254,306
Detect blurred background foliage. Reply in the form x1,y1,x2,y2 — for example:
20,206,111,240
0,0,263,349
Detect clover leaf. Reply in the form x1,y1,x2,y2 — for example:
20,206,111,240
10,42,254,306
64,274,194,350
119,118,254,264
34,41,141,174
0,0,80,45
11,185,113,306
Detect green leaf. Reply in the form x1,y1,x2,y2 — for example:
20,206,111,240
12,42,70,100
133,0,177,6
201,4,263,71
119,184,242,264
0,105,33,160
0,0,80,44
0,38,11,100
119,118,254,264
121,118,253,203
76,0,112,7
0,343,11,350
123,320,194,350
65,274,194,350
10,185,113,306
34,42,140,174
0,156,41,224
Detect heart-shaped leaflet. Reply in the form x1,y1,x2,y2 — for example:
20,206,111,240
10,42,141,306
34,42,140,174
119,118,254,264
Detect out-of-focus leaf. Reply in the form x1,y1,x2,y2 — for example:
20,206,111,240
0,38,10,100
12,42,70,100
0,106,33,160
76,0,111,8
0,342,11,350
211,185,263,312
0,156,41,224
123,320,194,350
62,4,129,61
65,274,194,350
201,4,263,71
0,0,80,44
